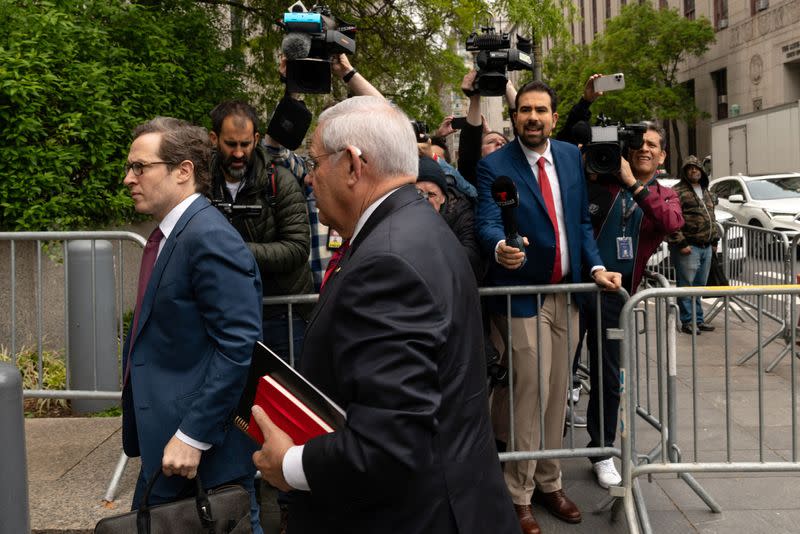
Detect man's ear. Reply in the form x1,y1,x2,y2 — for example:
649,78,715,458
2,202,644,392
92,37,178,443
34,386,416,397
176,160,195,185
552,111,559,129
209,131,218,145
345,145,363,184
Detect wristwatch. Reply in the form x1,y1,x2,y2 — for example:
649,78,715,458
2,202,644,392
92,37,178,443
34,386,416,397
626,180,644,193
342,68,357,83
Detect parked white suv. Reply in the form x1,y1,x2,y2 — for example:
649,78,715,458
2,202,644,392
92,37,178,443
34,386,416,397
709,173,800,235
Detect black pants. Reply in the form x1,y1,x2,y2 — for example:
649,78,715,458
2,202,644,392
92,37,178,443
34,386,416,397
584,291,625,461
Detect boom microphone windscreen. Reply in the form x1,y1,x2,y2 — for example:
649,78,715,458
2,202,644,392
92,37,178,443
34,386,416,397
281,33,312,60
266,96,312,150
571,120,592,146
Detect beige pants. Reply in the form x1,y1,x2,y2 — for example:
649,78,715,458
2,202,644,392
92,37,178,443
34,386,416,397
490,293,578,505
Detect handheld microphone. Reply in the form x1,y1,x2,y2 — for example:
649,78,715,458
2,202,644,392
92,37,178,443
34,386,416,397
281,33,312,60
491,175,526,261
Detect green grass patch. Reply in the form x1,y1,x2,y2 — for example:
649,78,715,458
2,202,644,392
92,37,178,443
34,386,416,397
88,406,122,417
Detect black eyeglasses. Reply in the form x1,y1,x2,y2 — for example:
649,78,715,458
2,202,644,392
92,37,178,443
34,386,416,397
124,161,173,177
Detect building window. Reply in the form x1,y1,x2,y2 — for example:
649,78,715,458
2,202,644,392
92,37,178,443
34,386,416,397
711,69,728,120
684,0,695,20
659,0,668,8
621,0,626,5
592,0,598,35
751,0,768,15
685,79,697,156
714,0,729,30
606,0,611,19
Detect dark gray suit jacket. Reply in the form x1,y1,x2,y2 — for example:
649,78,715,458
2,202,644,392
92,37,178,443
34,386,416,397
289,185,519,533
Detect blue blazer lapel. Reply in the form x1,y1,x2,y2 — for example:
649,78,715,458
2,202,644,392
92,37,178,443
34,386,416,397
132,196,208,343
549,141,573,207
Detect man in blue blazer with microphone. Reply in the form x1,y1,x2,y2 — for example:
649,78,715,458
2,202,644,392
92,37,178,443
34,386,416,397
121,117,264,532
476,80,620,534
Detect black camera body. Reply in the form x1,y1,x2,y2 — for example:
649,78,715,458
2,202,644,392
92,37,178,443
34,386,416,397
411,120,429,143
582,117,647,176
466,28,532,97
211,200,262,223
281,2,356,94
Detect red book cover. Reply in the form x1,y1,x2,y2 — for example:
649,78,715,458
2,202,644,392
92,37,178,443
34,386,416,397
246,375,334,445
234,342,346,445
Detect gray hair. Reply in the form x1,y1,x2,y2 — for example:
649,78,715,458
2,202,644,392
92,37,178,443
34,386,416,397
317,96,418,179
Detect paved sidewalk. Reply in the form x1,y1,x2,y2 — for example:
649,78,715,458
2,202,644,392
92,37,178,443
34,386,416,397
25,297,800,533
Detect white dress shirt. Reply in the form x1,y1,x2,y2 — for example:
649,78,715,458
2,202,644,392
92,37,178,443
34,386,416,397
518,138,570,278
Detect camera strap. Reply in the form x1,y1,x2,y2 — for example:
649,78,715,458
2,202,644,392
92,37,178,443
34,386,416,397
263,163,278,208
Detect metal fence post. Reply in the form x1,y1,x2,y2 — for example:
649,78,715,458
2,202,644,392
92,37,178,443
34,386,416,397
0,362,30,533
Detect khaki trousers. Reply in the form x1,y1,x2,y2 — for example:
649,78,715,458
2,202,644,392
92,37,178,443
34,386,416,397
490,292,578,505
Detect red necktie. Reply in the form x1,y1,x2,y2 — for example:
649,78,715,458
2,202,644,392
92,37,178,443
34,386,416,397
320,239,350,292
537,158,562,283
124,227,163,385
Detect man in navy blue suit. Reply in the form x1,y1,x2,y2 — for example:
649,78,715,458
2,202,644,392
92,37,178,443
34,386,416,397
121,117,263,531
476,81,620,534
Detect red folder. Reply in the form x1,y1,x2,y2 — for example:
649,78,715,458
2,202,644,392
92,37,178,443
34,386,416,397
234,342,345,445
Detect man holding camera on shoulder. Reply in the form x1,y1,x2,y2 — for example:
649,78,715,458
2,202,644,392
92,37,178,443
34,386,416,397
578,110,684,488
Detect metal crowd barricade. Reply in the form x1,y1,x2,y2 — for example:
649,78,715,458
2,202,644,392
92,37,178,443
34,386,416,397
479,281,639,527
0,231,145,400
12,231,757,519
721,223,793,371
661,220,795,372
618,284,800,534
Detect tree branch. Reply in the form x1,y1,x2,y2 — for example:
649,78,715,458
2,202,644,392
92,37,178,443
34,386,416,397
193,0,265,15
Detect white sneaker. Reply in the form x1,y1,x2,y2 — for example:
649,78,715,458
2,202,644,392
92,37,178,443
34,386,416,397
593,458,621,489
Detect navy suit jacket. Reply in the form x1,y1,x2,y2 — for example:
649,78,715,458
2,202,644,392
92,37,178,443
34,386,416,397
288,185,518,534
121,195,263,500
476,138,603,317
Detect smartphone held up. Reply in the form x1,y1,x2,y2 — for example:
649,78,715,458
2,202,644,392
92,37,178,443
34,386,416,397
593,73,625,93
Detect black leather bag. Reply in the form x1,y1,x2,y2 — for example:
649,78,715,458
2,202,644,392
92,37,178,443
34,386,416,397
94,472,252,534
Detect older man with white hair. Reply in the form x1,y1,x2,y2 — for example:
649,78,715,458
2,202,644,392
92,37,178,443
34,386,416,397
251,96,518,533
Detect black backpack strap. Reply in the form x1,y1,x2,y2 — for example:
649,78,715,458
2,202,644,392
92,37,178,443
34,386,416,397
263,163,278,208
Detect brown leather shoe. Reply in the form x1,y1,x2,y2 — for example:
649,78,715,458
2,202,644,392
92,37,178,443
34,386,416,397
532,489,582,524
513,504,541,534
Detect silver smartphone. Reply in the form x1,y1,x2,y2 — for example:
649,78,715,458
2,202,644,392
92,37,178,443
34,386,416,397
593,73,625,93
